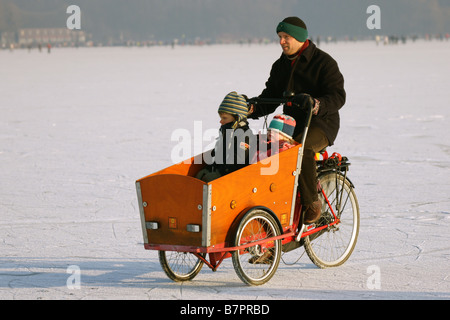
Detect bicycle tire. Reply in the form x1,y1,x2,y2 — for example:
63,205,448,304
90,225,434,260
231,209,282,286
159,250,205,282
304,172,360,268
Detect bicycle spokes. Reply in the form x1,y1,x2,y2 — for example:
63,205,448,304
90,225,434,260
304,172,360,268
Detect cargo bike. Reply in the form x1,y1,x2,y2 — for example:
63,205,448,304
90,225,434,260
135,97,360,286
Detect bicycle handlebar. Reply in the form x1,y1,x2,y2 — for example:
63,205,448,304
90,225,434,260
247,91,313,108
247,97,288,105
247,93,313,114
247,92,314,148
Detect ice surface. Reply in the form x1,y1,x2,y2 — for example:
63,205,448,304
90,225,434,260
0,41,449,300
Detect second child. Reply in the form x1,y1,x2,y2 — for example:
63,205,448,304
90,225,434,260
253,114,297,163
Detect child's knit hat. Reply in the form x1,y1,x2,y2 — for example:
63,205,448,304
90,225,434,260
218,91,248,123
268,114,296,139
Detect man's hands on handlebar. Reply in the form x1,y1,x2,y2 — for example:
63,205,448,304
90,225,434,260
291,93,320,115
291,93,314,109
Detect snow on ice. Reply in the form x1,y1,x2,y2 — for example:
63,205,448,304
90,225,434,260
0,40,449,300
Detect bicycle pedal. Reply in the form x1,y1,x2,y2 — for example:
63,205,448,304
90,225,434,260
295,224,306,242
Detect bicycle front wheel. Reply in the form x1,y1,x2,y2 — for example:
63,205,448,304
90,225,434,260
304,172,359,268
232,209,281,286
159,251,205,282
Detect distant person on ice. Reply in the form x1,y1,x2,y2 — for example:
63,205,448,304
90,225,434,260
247,17,346,224
196,91,255,182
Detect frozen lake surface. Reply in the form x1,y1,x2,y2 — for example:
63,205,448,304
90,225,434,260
0,40,449,300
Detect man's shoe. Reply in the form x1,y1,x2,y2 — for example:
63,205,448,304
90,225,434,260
304,200,322,224
248,251,274,264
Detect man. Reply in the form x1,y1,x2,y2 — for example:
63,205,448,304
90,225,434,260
248,16,346,224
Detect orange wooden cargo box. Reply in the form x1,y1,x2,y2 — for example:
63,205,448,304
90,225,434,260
136,144,302,252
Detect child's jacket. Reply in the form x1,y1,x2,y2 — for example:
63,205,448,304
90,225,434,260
211,120,256,176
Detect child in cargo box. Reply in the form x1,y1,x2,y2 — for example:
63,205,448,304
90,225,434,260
196,91,256,182
252,114,297,163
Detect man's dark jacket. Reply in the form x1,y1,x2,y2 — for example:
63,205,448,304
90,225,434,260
250,41,346,145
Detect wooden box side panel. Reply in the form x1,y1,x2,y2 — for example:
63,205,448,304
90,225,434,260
139,174,205,247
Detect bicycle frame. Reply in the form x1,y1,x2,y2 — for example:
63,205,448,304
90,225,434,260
146,181,342,272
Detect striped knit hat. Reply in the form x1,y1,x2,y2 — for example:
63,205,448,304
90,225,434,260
268,114,296,139
218,91,248,125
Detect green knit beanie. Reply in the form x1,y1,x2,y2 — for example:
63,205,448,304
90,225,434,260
276,17,308,42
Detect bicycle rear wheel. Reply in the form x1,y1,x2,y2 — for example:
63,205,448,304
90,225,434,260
304,172,359,268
